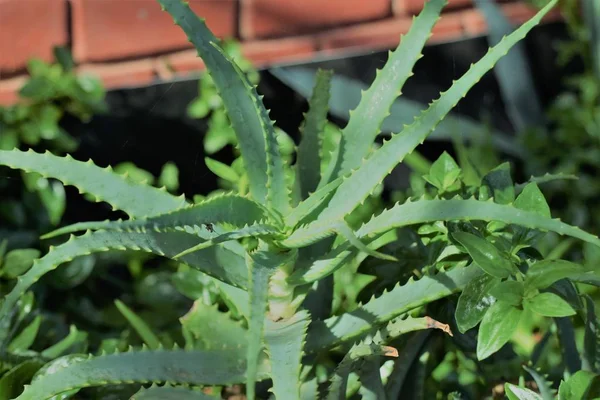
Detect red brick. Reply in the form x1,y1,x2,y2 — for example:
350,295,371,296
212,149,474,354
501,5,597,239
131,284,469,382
0,75,27,105
165,50,206,76
241,0,392,39
242,37,316,67
0,0,67,73
318,18,413,53
71,0,237,63
430,12,465,43
76,59,156,89
461,2,561,36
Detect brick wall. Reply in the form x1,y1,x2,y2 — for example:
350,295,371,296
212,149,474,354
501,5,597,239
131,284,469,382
0,0,561,105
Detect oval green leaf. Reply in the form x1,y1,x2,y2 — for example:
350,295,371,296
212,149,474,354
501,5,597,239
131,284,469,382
456,273,500,333
477,301,523,360
524,292,576,317
452,232,515,278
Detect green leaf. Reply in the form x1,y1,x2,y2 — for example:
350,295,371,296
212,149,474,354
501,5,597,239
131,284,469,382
0,149,187,218
523,365,555,400
131,385,216,400
115,300,162,350
423,151,461,191
42,193,267,240
265,310,310,400
489,280,524,306
1,249,40,278
180,301,246,350
41,325,87,359
245,247,293,400
158,0,289,214
312,0,558,222
0,230,248,346
456,273,499,333
558,370,600,400
452,232,514,278
505,383,543,400
514,183,550,218
477,300,522,360
525,259,585,292
204,157,240,183
15,349,269,400
321,0,447,184
306,265,482,351
8,315,42,352
158,161,180,192
525,293,576,317
0,360,44,400
384,332,430,399
482,162,514,204
297,69,332,199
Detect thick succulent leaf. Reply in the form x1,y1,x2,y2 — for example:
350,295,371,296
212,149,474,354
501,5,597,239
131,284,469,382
474,0,545,131
43,193,268,239
115,300,162,350
131,384,215,400
313,0,558,222
40,325,87,359
0,149,187,218
555,317,582,374
14,348,270,400
0,230,248,346
477,300,523,360
174,224,283,259
158,0,289,214
515,173,578,192
455,273,500,333
305,265,481,351
296,69,332,199
583,295,600,372
285,177,343,229
356,357,386,400
8,315,41,352
180,302,246,350
285,197,600,282
265,310,310,400
245,248,292,400
319,0,447,183
523,365,555,400
270,67,521,158
327,342,397,400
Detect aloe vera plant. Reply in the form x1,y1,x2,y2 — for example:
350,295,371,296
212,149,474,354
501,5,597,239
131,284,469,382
2,0,598,398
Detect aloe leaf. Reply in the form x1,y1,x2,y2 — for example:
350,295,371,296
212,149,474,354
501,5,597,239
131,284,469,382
584,0,600,80
318,0,447,184
314,0,558,222
213,280,250,319
327,343,397,400
555,317,582,374
285,177,343,229
0,230,248,347
265,310,310,400
131,384,216,400
115,300,162,350
14,348,270,400
285,197,600,274
305,265,481,351
270,67,522,158
158,0,289,214
356,357,386,400
583,295,600,372
43,193,268,239
0,149,187,218
180,301,246,350
515,173,579,192
474,0,545,131
523,365,555,400
245,248,290,400
297,69,332,199
174,224,283,259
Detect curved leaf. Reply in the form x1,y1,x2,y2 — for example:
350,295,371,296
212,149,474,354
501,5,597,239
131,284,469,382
15,348,270,400
131,385,215,400
477,301,523,360
0,149,187,218
158,0,289,214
